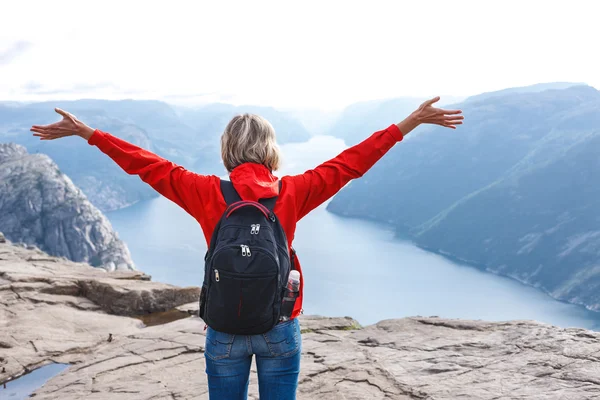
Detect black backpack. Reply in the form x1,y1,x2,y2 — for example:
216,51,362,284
199,179,293,335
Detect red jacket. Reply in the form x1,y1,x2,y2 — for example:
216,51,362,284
88,124,403,319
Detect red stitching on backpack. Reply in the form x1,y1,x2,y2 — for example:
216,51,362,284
226,201,270,219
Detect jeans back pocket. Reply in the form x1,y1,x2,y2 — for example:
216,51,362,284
205,327,235,360
262,319,300,357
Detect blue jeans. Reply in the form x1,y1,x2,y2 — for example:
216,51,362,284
204,318,301,400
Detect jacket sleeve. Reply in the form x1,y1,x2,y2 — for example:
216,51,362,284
286,124,403,221
88,129,211,217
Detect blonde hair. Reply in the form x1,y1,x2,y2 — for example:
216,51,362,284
221,113,281,173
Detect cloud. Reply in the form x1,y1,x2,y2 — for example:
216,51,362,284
21,81,44,91
0,41,33,65
20,81,123,95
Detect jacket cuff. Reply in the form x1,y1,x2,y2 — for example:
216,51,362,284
387,124,404,142
88,129,106,146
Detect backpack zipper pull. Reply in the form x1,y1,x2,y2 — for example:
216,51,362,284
215,269,220,282
241,245,247,257
251,224,256,234
255,224,260,234
245,245,251,257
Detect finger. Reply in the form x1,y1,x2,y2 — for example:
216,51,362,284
30,127,61,134
31,126,73,134
30,127,50,134
36,134,62,140
443,118,464,124
440,109,463,115
442,122,458,129
31,122,60,129
443,115,464,120
425,96,441,107
55,108,76,122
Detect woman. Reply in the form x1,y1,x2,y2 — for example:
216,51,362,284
31,97,463,399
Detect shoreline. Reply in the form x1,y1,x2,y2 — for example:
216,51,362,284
326,208,600,324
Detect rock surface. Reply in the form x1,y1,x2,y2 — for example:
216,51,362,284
0,239,199,383
2,241,600,399
0,144,135,270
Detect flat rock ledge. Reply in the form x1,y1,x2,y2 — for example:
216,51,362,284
2,241,600,399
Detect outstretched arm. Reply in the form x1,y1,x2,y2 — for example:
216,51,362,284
30,109,212,217
287,97,463,220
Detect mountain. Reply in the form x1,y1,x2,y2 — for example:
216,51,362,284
176,103,312,173
176,103,311,144
327,97,424,145
327,84,600,311
327,95,466,145
464,82,586,104
0,99,309,211
0,101,192,211
279,107,341,136
0,143,134,271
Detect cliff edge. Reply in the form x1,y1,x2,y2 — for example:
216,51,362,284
1,237,599,399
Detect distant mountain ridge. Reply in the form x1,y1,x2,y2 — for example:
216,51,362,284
464,82,587,104
327,84,600,312
326,95,466,145
0,99,310,211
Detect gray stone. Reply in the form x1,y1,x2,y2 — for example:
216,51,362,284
0,240,200,388
2,241,600,399
0,143,135,271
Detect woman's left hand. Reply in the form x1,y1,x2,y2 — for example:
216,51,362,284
411,97,464,129
396,96,463,137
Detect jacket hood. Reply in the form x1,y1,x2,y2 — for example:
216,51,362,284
229,163,280,201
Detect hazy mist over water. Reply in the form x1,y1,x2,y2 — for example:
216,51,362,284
107,135,600,330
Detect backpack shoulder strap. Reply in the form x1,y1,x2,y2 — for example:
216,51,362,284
220,179,242,205
259,180,282,211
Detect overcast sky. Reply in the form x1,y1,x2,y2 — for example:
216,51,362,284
1,0,598,110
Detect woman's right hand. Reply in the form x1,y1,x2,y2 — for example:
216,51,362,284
30,108,95,141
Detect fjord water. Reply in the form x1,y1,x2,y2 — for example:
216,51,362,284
107,136,600,330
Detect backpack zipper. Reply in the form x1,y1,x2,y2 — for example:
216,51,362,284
239,244,252,257
215,269,220,282
250,224,261,235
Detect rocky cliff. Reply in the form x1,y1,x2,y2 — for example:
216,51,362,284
1,238,599,399
0,143,135,271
